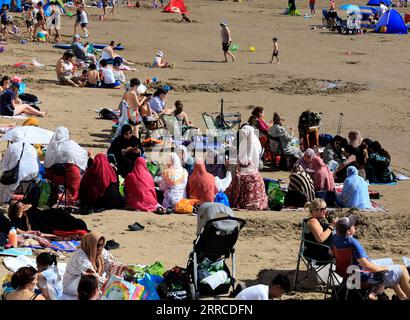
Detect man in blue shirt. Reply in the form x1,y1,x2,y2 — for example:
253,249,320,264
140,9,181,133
334,216,410,300
71,34,96,64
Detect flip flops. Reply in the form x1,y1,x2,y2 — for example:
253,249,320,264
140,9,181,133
128,222,145,231
104,239,120,250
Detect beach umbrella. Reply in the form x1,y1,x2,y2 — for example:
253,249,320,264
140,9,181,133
2,126,54,145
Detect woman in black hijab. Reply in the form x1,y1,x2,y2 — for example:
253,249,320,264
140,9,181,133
107,124,144,178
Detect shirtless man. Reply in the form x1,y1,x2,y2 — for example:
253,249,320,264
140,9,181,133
56,51,82,87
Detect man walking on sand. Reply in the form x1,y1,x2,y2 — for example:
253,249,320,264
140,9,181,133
220,22,235,62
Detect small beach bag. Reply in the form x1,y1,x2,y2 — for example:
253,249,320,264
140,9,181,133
175,199,199,214
0,143,25,185
214,191,230,207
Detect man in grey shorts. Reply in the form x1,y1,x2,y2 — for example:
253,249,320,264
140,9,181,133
333,216,410,300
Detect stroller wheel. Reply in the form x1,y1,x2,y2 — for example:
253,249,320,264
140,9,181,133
188,283,198,300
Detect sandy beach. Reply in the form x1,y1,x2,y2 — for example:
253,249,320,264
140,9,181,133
0,0,409,299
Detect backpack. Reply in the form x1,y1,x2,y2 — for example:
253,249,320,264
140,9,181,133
298,110,321,137
99,108,118,120
214,191,230,207
157,266,192,300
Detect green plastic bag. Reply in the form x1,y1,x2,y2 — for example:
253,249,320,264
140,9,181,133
147,161,160,178
267,181,285,211
38,181,52,208
119,176,125,197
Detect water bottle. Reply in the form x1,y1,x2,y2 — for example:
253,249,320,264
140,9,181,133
8,227,17,248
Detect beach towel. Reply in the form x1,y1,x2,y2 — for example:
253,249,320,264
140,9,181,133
0,247,32,256
3,255,67,275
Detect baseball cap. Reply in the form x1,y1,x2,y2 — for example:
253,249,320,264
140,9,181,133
220,21,227,27
74,34,81,40
335,215,357,234
156,50,164,57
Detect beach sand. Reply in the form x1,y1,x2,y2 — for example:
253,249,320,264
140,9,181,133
0,1,409,299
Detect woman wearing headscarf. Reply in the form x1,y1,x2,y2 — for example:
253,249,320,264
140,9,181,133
337,166,372,209
22,117,45,161
124,157,159,211
293,148,316,174
1,131,39,203
365,141,395,183
284,165,315,208
226,125,268,210
158,153,188,210
63,231,134,297
311,157,335,192
44,127,88,205
107,124,144,178
176,145,194,175
187,159,218,204
205,149,227,179
79,153,123,210
268,112,302,159
348,130,363,149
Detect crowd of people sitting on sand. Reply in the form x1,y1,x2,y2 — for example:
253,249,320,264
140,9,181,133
0,93,407,299
0,1,408,302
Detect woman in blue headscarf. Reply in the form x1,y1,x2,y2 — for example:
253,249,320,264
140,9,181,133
337,166,372,209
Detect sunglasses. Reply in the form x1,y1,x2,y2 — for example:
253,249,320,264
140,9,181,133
316,207,327,212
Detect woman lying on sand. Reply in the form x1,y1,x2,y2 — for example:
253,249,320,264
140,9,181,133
0,83,47,117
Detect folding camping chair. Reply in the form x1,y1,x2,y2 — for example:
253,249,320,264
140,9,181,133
161,114,199,143
325,246,386,301
187,203,246,300
293,220,333,293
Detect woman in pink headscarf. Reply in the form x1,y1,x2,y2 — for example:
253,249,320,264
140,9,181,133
187,159,217,204
311,157,335,192
124,157,159,211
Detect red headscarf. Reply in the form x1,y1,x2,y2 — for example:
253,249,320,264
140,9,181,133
187,160,217,203
124,157,158,211
311,157,335,191
80,154,118,206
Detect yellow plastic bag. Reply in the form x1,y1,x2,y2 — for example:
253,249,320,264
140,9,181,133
175,199,199,214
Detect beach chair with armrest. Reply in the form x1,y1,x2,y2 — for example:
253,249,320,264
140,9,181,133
161,114,199,143
293,220,333,295
325,246,386,301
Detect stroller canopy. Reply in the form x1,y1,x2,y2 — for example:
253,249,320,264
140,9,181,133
196,203,238,236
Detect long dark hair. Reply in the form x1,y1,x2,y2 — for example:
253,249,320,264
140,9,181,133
0,75,10,86
369,141,390,159
11,266,37,290
248,106,264,124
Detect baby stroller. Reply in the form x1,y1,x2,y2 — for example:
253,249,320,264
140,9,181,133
187,203,246,299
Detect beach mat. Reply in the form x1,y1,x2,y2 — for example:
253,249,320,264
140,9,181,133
53,43,124,50
0,247,33,256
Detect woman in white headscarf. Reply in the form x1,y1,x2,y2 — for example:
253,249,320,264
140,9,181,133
176,145,194,175
1,131,39,203
44,127,88,205
158,152,188,210
225,124,268,210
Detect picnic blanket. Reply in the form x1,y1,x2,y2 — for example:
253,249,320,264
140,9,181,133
3,255,66,275
0,248,33,257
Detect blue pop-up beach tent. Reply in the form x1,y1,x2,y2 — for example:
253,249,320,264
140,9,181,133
375,9,408,34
